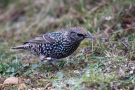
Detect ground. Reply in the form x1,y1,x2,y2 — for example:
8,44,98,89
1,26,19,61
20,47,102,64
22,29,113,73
0,0,135,90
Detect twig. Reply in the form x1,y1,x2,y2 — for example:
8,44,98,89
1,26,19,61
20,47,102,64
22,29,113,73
88,3,105,14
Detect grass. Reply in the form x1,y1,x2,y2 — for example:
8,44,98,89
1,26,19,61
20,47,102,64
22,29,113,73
0,0,135,89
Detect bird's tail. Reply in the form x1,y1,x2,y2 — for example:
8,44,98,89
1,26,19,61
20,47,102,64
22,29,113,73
11,44,30,49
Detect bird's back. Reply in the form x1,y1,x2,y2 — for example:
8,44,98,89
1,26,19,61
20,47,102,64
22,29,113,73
34,30,81,59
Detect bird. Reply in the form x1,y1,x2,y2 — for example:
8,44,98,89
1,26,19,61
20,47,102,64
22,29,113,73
12,27,93,62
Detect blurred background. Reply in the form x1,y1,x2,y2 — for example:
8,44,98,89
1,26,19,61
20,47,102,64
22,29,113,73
0,0,135,44
0,0,135,89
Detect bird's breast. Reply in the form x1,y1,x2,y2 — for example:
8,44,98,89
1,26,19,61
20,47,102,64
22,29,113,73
52,39,80,58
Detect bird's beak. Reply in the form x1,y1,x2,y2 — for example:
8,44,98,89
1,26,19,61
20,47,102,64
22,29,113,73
85,33,94,39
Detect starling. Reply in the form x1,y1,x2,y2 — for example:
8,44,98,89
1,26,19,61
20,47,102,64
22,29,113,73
12,27,93,61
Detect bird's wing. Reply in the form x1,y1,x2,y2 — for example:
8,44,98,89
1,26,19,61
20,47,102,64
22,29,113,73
24,34,56,44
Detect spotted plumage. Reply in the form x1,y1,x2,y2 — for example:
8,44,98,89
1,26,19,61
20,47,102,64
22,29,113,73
12,27,93,61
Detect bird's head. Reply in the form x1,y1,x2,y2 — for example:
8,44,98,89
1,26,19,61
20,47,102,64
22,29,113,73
69,27,93,41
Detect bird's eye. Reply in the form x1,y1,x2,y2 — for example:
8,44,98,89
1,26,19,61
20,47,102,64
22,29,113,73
77,34,84,36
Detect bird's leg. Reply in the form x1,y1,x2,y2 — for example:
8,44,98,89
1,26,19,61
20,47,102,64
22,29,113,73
39,55,61,71
43,57,63,71
48,61,59,71
47,58,61,71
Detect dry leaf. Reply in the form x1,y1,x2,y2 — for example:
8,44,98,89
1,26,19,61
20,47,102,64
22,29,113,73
0,84,4,88
18,83,27,89
45,82,52,89
3,77,19,85
31,88,45,90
